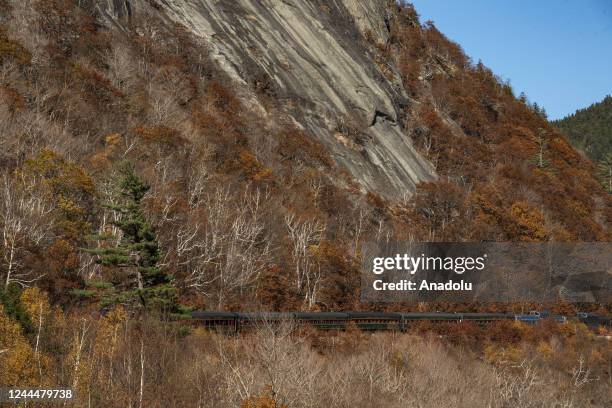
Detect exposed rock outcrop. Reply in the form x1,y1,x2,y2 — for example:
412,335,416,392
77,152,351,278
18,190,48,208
100,0,436,198
97,0,132,20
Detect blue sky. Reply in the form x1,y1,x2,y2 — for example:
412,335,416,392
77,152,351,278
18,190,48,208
410,0,612,120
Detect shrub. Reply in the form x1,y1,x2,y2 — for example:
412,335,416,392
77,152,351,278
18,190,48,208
241,391,288,408
509,201,549,241
238,149,274,182
24,150,95,239
277,128,333,168
132,125,186,149
0,28,31,66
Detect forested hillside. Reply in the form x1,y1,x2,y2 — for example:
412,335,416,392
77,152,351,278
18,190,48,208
0,1,610,405
554,95,612,162
0,0,608,313
554,95,612,192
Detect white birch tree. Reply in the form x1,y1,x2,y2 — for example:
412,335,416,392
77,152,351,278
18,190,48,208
1,175,53,288
284,213,325,308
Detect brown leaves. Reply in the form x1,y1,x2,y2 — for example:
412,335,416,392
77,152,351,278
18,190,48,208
24,149,95,240
241,390,288,408
509,201,548,241
0,28,31,66
0,85,26,115
389,1,610,242
0,304,38,386
132,125,186,149
277,128,333,168
238,150,274,182
405,180,469,241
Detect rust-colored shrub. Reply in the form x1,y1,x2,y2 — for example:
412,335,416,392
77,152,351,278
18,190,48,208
24,150,95,239
133,125,186,148
0,28,31,65
241,391,287,408
488,320,528,344
0,85,27,114
406,180,469,241
72,63,124,106
238,149,274,182
277,128,333,168
509,201,548,241
206,80,242,115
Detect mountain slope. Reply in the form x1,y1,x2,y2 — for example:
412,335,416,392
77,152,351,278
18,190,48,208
99,0,436,198
553,95,612,163
97,0,610,242
0,0,609,312
1,3,611,405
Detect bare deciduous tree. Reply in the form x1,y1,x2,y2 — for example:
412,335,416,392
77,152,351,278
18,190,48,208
1,176,53,288
180,185,272,307
284,213,325,308
218,322,322,407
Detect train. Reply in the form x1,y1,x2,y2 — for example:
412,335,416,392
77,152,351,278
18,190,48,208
190,311,611,333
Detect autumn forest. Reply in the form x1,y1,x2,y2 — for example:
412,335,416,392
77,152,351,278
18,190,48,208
0,1,610,407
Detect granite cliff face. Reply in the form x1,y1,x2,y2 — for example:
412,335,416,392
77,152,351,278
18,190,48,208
100,0,435,199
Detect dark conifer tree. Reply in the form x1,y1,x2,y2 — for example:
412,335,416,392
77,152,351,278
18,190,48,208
83,164,182,314
554,95,612,162
597,153,612,193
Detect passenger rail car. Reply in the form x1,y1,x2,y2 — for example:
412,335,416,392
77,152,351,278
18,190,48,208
191,311,610,333
577,312,611,329
347,312,402,331
191,311,237,331
295,312,349,330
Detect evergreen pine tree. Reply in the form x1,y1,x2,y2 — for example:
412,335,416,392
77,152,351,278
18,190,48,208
597,153,612,193
0,284,34,336
83,164,181,313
